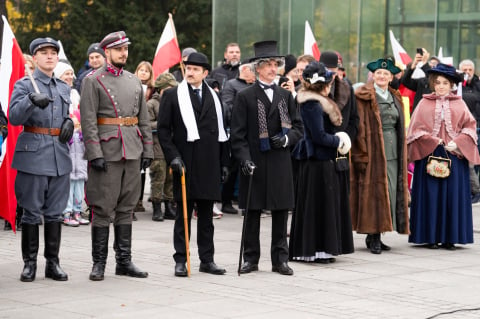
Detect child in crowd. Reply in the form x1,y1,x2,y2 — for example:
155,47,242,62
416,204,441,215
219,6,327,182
63,110,89,226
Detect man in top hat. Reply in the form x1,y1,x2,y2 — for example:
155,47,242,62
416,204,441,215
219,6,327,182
157,51,230,277
80,31,154,281
9,37,74,282
230,40,303,275
74,42,106,92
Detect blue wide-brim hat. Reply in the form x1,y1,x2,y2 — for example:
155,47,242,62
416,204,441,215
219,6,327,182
367,58,402,75
302,61,335,84
426,63,463,83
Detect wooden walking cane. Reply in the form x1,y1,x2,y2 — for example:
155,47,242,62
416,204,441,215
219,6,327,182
180,167,191,277
238,165,255,276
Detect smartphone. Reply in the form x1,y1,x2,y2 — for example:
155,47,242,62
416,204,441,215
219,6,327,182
416,48,423,55
278,76,289,86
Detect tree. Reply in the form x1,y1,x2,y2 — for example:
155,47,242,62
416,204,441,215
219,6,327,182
7,0,212,73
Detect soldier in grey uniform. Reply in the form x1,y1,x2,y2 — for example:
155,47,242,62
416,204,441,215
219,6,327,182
80,31,153,281
9,37,74,282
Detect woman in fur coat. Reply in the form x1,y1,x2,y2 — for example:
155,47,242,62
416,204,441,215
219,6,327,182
350,58,409,254
289,61,354,263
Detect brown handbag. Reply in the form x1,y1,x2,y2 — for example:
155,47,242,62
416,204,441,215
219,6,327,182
425,146,451,178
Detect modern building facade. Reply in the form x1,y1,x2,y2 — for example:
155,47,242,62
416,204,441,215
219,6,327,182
212,0,480,83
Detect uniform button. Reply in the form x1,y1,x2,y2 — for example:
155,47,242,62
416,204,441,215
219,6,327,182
108,89,111,92
115,102,118,105
111,95,114,98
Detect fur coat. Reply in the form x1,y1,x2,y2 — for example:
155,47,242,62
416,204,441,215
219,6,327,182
350,82,409,234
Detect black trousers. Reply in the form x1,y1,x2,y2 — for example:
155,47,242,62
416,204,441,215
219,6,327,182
243,209,289,266
173,199,215,264
221,160,239,204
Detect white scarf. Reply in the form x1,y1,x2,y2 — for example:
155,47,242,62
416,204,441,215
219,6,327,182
177,80,228,142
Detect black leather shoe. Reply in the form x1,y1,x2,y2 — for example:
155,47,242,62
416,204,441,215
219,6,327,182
199,262,226,275
222,203,238,214
442,243,456,250
115,262,148,278
174,263,187,277
272,262,293,275
239,261,258,274
366,235,390,251
370,234,382,254
89,263,105,281
45,261,68,281
20,261,37,282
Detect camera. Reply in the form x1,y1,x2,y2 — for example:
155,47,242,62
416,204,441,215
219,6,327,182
416,48,423,56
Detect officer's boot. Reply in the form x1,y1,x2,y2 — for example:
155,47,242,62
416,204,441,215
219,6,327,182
20,224,39,282
16,206,23,231
89,227,109,281
44,222,68,281
163,201,176,220
113,224,148,278
152,201,164,222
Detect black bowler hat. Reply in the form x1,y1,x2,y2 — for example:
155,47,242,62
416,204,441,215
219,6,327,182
249,40,284,66
426,63,463,83
183,52,211,71
366,58,402,75
100,31,130,50
319,51,339,68
29,37,60,55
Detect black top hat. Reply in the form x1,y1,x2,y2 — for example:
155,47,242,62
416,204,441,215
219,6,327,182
426,63,463,83
249,40,284,65
183,52,211,71
29,37,60,55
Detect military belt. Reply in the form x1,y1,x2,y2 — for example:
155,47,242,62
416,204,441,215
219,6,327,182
97,117,138,126
24,126,61,136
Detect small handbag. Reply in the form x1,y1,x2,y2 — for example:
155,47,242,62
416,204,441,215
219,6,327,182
425,146,451,178
335,152,349,172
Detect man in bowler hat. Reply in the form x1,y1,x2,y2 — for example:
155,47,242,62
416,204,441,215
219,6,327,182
157,52,230,277
230,40,303,275
9,37,74,282
80,31,154,281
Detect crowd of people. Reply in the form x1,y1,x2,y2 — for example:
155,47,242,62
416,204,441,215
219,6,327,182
1,30,480,282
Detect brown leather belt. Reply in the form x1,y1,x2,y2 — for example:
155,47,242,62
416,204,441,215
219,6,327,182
97,117,138,126
24,126,61,136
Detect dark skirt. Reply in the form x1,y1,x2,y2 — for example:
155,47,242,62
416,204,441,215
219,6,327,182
409,146,473,245
289,159,354,261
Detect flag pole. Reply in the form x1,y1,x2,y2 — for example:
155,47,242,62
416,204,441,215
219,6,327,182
169,13,185,78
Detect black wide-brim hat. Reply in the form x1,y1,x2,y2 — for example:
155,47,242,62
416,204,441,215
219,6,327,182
367,58,402,75
249,40,284,66
183,52,211,71
426,63,463,83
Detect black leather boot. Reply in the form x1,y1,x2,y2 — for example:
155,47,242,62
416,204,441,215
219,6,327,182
114,224,148,278
366,234,391,251
89,227,109,281
152,201,164,222
20,224,39,282
369,233,382,254
16,205,23,231
164,201,176,220
44,222,68,281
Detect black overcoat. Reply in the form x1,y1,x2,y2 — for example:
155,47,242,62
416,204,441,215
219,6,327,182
230,82,303,210
157,81,228,202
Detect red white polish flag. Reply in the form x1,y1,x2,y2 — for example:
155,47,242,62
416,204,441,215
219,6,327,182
389,30,412,69
152,13,182,78
304,21,320,61
0,15,25,232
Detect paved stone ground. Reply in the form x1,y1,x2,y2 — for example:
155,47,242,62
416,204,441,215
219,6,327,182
1,192,480,318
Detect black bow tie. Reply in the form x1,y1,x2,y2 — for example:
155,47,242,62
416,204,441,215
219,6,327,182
260,83,276,90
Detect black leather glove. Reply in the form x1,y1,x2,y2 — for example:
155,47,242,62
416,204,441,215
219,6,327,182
141,158,152,171
90,157,107,172
221,166,229,183
240,160,256,176
170,157,185,175
59,118,74,144
29,92,53,109
270,134,287,149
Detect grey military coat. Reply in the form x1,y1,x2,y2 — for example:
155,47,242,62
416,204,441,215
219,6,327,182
9,69,72,176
